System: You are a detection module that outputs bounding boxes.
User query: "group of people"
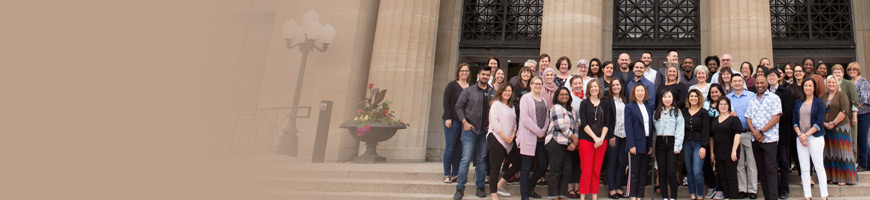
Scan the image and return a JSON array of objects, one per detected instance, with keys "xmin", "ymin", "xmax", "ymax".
[{"xmin": 442, "ymin": 50, "xmax": 870, "ymax": 200}]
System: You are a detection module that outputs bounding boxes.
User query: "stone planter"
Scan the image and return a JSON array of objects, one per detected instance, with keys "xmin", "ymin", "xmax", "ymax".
[{"xmin": 340, "ymin": 122, "xmax": 406, "ymax": 163}]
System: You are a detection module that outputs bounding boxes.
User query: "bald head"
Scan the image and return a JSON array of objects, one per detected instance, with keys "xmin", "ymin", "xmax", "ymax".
[{"xmin": 618, "ymin": 53, "xmax": 631, "ymax": 71}]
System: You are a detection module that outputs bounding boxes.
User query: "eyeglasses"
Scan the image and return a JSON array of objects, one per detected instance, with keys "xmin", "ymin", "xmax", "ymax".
[
  {"xmin": 848, "ymin": 69, "xmax": 858, "ymax": 71},
  {"xmin": 532, "ymin": 83, "xmax": 543, "ymax": 86}
]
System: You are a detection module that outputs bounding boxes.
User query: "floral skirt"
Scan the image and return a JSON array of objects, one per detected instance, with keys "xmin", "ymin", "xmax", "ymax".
[{"xmin": 825, "ymin": 124, "xmax": 858, "ymax": 184}]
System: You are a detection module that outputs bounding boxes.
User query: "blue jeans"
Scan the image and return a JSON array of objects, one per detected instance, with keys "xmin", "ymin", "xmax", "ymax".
[
  {"xmin": 457, "ymin": 130, "xmax": 487, "ymax": 190},
  {"xmin": 858, "ymin": 114, "xmax": 870, "ymax": 168},
  {"xmin": 442, "ymin": 120, "xmax": 462, "ymax": 177},
  {"xmin": 683, "ymin": 140, "xmax": 705, "ymax": 197}
]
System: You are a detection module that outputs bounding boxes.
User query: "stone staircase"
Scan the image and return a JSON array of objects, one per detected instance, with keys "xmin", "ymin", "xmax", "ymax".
[{"xmin": 230, "ymin": 154, "xmax": 870, "ymax": 199}]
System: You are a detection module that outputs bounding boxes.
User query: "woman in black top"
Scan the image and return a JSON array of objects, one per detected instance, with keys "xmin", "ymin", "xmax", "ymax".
[
  {"xmin": 442, "ymin": 63, "xmax": 471, "ymax": 183},
  {"xmin": 576, "ymin": 79, "xmax": 615, "ymax": 199},
  {"xmin": 512, "ymin": 67, "xmax": 535, "ymax": 122},
  {"xmin": 658, "ymin": 61, "xmax": 689, "ymax": 108},
  {"xmin": 709, "ymin": 98, "xmax": 743, "ymax": 200},
  {"xmin": 681, "ymin": 89, "xmax": 710, "ymax": 200}
]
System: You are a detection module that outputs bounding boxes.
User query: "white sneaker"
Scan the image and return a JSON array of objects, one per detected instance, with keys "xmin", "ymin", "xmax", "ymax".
[
  {"xmin": 496, "ymin": 188, "xmax": 511, "ymax": 196},
  {"xmin": 712, "ymin": 191, "xmax": 724, "ymax": 199},
  {"xmin": 704, "ymin": 188, "xmax": 716, "ymax": 199}
]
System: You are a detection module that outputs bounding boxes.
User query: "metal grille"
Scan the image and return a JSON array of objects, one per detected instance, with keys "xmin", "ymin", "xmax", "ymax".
[
  {"xmin": 770, "ymin": 0, "xmax": 853, "ymax": 42},
  {"xmin": 462, "ymin": 0, "xmax": 543, "ymax": 42},
  {"xmin": 614, "ymin": 0, "xmax": 699, "ymax": 44}
]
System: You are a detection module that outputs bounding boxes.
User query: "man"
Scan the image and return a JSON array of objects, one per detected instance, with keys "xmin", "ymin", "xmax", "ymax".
[
  {"xmin": 758, "ymin": 58, "xmax": 771, "ymax": 69},
  {"xmin": 454, "ymin": 67, "xmax": 494, "ymax": 199},
  {"xmin": 711, "ymin": 53, "xmax": 741, "ymax": 84},
  {"xmin": 681, "ymin": 57, "xmax": 698, "ymax": 85},
  {"xmin": 768, "ymin": 69, "xmax": 795, "ymax": 199},
  {"xmin": 641, "ymin": 51, "xmax": 665, "ymax": 88},
  {"xmin": 537, "ymin": 54, "xmax": 551, "ymax": 77},
  {"xmin": 617, "ymin": 53, "xmax": 634, "ymax": 83},
  {"xmin": 727, "ymin": 74, "xmax": 758, "ymax": 199},
  {"xmin": 745, "ymin": 74, "xmax": 782, "ymax": 200},
  {"xmin": 626, "ymin": 60, "xmax": 656, "ymax": 106}
]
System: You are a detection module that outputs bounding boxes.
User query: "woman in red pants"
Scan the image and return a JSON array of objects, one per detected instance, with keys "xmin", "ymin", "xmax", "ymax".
[{"xmin": 576, "ymin": 79, "xmax": 615, "ymax": 200}]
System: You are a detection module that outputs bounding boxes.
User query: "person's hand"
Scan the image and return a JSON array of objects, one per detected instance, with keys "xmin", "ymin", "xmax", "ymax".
[
  {"xmin": 445, "ymin": 119, "xmax": 452, "ymax": 128},
  {"xmin": 730, "ymin": 111, "xmax": 737, "ymax": 116},
  {"xmin": 699, "ymin": 148, "xmax": 706, "ymax": 159},
  {"xmin": 630, "ymin": 147, "xmax": 637, "ymax": 155},
  {"xmin": 674, "ymin": 151, "xmax": 680, "ymax": 155},
  {"xmin": 502, "ymin": 135, "xmax": 513, "ymax": 143},
  {"xmin": 799, "ymin": 135, "xmax": 809, "ymax": 147},
  {"xmin": 567, "ymin": 143, "xmax": 576, "ymax": 151},
  {"xmin": 731, "ymin": 152, "xmax": 738, "ymax": 162},
  {"xmin": 853, "ymin": 118, "xmax": 858, "ymax": 126},
  {"xmin": 463, "ymin": 123, "xmax": 474, "ymax": 131},
  {"xmin": 609, "ymin": 138, "xmax": 616, "ymax": 147},
  {"xmin": 648, "ymin": 147, "xmax": 653, "ymax": 155},
  {"xmin": 711, "ymin": 154, "xmax": 716, "ymax": 164}
]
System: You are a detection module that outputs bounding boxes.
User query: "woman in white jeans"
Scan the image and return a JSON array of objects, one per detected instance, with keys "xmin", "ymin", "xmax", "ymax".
[{"xmin": 792, "ymin": 78, "xmax": 828, "ymax": 200}]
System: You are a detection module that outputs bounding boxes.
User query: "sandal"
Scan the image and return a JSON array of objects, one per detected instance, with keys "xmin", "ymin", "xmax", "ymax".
[
  {"xmin": 443, "ymin": 176, "xmax": 451, "ymax": 184},
  {"xmin": 568, "ymin": 190, "xmax": 580, "ymax": 198},
  {"xmin": 451, "ymin": 176, "xmax": 458, "ymax": 183}
]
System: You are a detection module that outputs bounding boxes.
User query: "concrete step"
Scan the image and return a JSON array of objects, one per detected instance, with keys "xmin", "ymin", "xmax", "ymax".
[
  {"xmin": 260, "ymin": 165, "xmax": 870, "ymax": 184},
  {"xmin": 234, "ymin": 190, "xmax": 870, "ymax": 200},
  {"xmin": 240, "ymin": 176, "xmax": 870, "ymax": 198}
]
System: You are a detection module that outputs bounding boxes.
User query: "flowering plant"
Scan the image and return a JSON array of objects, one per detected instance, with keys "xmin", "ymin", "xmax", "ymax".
[{"xmin": 349, "ymin": 83, "xmax": 409, "ymax": 136}]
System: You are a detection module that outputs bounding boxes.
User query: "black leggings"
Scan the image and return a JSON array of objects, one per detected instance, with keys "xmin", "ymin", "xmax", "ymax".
[
  {"xmin": 487, "ymin": 134, "xmax": 521, "ymax": 193},
  {"xmin": 655, "ymin": 136, "xmax": 678, "ymax": 199},
  {"xmin": 716, "ymin": 158, "xmax": 739, "ymax": 199}
]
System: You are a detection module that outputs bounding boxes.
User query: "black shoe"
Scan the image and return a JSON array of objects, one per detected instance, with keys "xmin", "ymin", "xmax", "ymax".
[
  {"xmin": 476, "ymin": 187, "xmax": 486, "ymax": 198},
  {"xmin": 530, "ymin": 191, "xmax": 542, "ymax": 198},
  {"xmin": 748, "ymin": 193, "xmax": 757, "ymax": 199},
  {"xmin": 778, "ymin": 193, "xmax": 788, "ymax": 199},
  {"xmin": 736, "ymin": 192, "xmax": 746, "ymax": 199},
  {"xmin": 453, "ymin": 189, "xmax": 464, "ymax": 200}
]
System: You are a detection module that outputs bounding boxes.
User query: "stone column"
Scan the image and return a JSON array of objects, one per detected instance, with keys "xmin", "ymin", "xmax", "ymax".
[
  {"xmin": 709, "ymin": 0, "xmax": 774, "ymax": 69},
  {"xmin": 426, "ymin": 0, "xmax": 462, "ymax": 161},
  {"xmin": 853, "ymin": 0, "xmax": 870, "ymax": 78},
  {"xmin": 540, "ymin": 0, "xmax": 605, "ymax": 72},
  {"xmin": 366, "ymin": 0, "xmax": 440, "ymax": 161}
]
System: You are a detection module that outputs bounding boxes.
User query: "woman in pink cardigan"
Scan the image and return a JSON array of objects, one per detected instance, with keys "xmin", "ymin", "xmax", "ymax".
[{"xmin": 518, "ymin": 76, "xmax": 551, "ymax": 200}]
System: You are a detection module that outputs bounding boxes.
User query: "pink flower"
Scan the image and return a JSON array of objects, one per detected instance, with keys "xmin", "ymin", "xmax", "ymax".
[{"xmin": 368, "ymin": 83, "xmax": 374, "ymax": 89}]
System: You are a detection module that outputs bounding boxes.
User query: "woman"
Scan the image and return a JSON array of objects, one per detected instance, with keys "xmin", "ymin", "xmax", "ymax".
[
  {"xmin": 821, "ymin": 75, "xmax": 858, "ymax": 185},
  {"xmin": 441, "ymin": 63, "xmax": 470, "ymax": 183},
  {"xmin": 793, "ymin": 78, "xmax": 828, "ymax": 200},
  {"xmin": 518, "ymin": 77, "xmax": 550, "ymax": 199},
  {"xmin": 493, "ymin": 68, "xmax": 507, "ymax": 92},
  {"xmin": 488, "ymin": 84, "xmax": 521, "ymax": 199},
  {"xmin": 848, "ymin": 62, "xmax": 870, "ymax": 170},
  {"xmin": 784, "ymin": 63, "xmax": 796, "ymax": 85},
  {"xmin": 511, "ymin": 67, "xmax": 535, "ymax": 121},
  {"xmin": 567, "ymin": 76, "xmax": 585, "ymax": 198},
  {"xmin": 577, "ymin": 79, "xmax": 615, "ymax": 200},
  {"xmin": 832, "ymin": 64, "xmax": 860, "ymax": 164},
  {"xmin": 625, "ymin": 84, "xmax": 654, "ymax": 200},
  {"xmin": 701, "ymin": 83, "xmax": 727, "ymax": 199},
  {"xmin": 601, "ymin": 61, "xmax": 616, "ymax": 94},
  {"xmin": 740, "ymin": 62, "xmax": 755, "ymax": 91},
  {"xmin": 555, "ymin": 57, "xmax": 575, "ymax": 87},
  {"xmin": 718, "ymin": 68, "xmax": 734, "ymax": 93},
  {"xmin": 545, "ymin": 87, "xmax": 577, "ymax": 200},
  {"xmin": 689, "ymin": 65, "xmax": 711, "ymax": 98},
  {"xmin": 543, "ymin": 68, "xmax": 559, "ymax": 110},
  {"xmin": 682, "ymin": 89, "xmax": 709, "ymax": 200},
  {"xmin": 590, "ymin": 58, "xmax": 602, "ymax": 79},
  {"xmin": 709, "ymin": 98, "xmax": 743, "ymax": 200},
  {"xmin": 818, "ymin": 63, "xmax": 829, "ymax": 77},
  {"xmin": 538, "ymin": 54, "xmax": 551, "ymax": 77},
  {"xmin": 659, "ymin": 62, "xmax": 689, "ymax": 108},
  {"xmin": 653, "ymin": 89, "xmax": 685, "ymax": 200},
  {"xmin": 605, "ymin": 78, "xmax": 629, "ymax": 199},
  {"xmin": 487, "ymin": 57, "xmax": 500, "ymax": 85},
  {"xmin": 705, "ymin": 56, "xmax": 721, "ymax": 83}
]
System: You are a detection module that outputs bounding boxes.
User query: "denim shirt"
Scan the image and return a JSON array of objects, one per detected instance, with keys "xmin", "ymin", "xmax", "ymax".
[{"xmin": 654, "ymin": 108, "xmax": 686, "ymax": 153}]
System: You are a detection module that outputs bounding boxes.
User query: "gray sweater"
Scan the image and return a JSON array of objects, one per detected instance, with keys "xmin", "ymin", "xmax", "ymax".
[{"xmin": 455, "ymin": 84, "xmax": 494, "ymax": 134}]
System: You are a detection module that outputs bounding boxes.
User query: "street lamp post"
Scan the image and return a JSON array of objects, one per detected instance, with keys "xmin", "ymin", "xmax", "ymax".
[{"xmin": 277, "ymin": 10, "xmax": 336, "ymax": 156}]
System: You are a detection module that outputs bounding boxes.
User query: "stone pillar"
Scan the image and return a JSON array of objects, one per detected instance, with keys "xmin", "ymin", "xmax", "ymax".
[
  {"xmin": 541, "ymin": 0, "xmax": 605, "ymax": 72},
  {"xmin": 709, "ymin": 0, "xmax": 774, "ymax": 69},
  {"xmin": 853, "ymin": 0, "xmax": 870, "ymax": 78},
  {"xmin": 426, "ymin": 0, "xmax": 462, "ymax": 161},
  {"xmin": 366, "ymin": 0, "xmax": 440, "ymax": 161}
]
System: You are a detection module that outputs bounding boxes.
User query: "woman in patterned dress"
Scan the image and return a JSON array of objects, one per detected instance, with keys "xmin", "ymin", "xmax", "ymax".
[{"xmin": 821, "ymin": 75, "xmax": 858, "ymax": 185}]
